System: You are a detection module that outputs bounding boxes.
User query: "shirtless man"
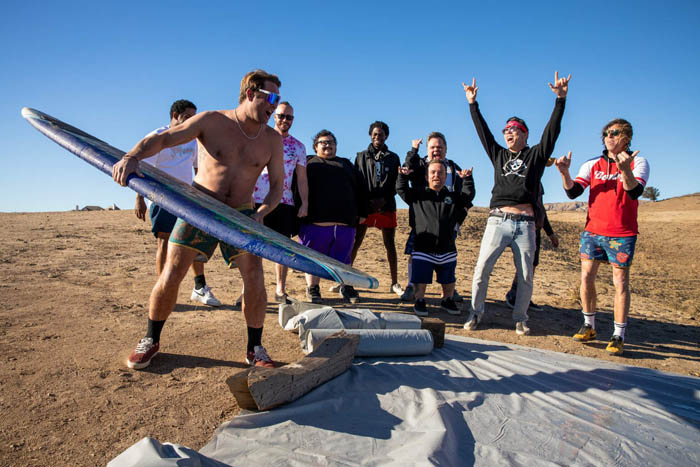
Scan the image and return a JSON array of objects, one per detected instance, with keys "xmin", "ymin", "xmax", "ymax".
[{"xmin": 112, "ymin": 69, "xmax": 284, "ymax": 369}]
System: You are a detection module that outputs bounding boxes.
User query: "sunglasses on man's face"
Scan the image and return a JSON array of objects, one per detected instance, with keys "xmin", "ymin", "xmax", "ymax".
[
  {"xmin": 502, "ymin": 127, "xmax": 522, "ymax": 135},
  {"xmin": 276, "ymin": 113, "xmax": 294, "ymax": 121},
  {"xmin": 603, "ymin": 129, "xmax": 624, "ymax": 138},
  {"xmin": 257, "ymin": 89, "xmax": 281, "ymax": 105}
]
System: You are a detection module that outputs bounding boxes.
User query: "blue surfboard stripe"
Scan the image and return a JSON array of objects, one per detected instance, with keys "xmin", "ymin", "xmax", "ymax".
[{"xmin": 22, "ymin": 108, "xmax": 379, "ymax": 289}]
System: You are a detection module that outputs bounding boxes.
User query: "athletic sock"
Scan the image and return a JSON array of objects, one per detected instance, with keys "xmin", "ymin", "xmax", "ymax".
[
  {"xmin": 194, "ymin": 274, "xmax": 206, "ymax": 290},
  {"xmin": 146, "ymin": 319, "xmax": 166, "ymax": 344},
  {"xmin": 407, "ymin": 262, "xmax": 413, "ymax": 285},
  {"xmin": 613, "ymin": 322, "xmax": 627, "ymax": 340},
  {"xmin": 583, "ymin": 312, "xmax": 595, "ymax": 328},
  {"xmin": 247, "ymin": 326, "xmax": 263, "ymax": 353}
]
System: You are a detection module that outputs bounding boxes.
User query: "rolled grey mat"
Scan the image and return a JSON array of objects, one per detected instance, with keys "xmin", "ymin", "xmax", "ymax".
[
  {"xmin": 305, "ymin": 329, "xmax": 434, "ymax": 356},
  {"xmin": 378, "ymin": 312, "xmax": 422, "ymax": 330}
]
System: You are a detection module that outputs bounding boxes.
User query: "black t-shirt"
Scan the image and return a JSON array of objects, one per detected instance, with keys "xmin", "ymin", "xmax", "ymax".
[{"xmin": 303, "ymin": 155, "xmax": 369, "ymax": 225}]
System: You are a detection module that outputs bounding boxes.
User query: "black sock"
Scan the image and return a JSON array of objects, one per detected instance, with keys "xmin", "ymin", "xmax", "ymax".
[
  {"xmin": 194, "ymin": 274, "xmax": 206, "ymax": 290},
  {"xmin": 247, "ymin": 326, "xmax": 263, "ymax": 352},
  {"xmin": 146, "ymin": 319, "xmax": 166, "ymax": 344}
]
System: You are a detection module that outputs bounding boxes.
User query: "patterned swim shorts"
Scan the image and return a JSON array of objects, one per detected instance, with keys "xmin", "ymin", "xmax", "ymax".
[
  {"xmin": 169, "ymin": 206, "xmax": 254, "ymax": 268},
  {"xmin": 579, "ymin": 231, "xmax": 637, "ymax": 268}
]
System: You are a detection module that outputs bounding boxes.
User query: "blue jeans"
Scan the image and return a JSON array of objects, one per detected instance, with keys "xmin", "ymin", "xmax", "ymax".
[{"xmin": 471, "ymin": 216, "xmax": 536, "ymax": 322}]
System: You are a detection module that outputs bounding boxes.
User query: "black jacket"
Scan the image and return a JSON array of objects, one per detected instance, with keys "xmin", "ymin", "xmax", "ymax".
[
  {"xmin": 396, "ymin": 172, "xmax": 475, "ymax": 254},
  {"xmin": 303, "ymin": 155, "xmax": 369, "ymax": 225},
  {"xmin": 354, "ymin": 144, "xmax": 401, "ymax": 213},
  {"xmin": 402, "ymin": 148, "xmax": 474, "ymax": 226},
  {"xmin": 470, "ymin": 98, "xmax": 566, "ymax": 209}
]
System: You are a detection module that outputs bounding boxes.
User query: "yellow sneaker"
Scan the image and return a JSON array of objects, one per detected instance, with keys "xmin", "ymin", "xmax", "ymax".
[
  {"xmin": 572, "ymin": 324, "xmax": 597, "ymax": 342},
  {"xmin": 606, "ymin": 336, "xmax": 624, "ymax": 356}
]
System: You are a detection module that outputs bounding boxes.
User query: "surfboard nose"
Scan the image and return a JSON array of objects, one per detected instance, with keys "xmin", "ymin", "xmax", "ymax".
[{"xmin": 21, "ymin": 107, "xmax": 38, "ymax": 119}]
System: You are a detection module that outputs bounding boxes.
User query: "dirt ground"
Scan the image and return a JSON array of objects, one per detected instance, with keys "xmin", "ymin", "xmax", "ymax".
[{"xmin": 1, "ymin": 194, "xmax": 698, "ymax": 466}]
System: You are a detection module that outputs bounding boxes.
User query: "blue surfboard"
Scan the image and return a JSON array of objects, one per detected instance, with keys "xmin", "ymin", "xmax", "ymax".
[{"xmin": 22, "ymin": 107, "xmax": 379, "ymax": 289}]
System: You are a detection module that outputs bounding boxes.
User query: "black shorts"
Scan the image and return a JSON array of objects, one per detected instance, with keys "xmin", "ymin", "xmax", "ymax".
[
  {"xmin": 256, "ymin": 202, "xmax": 298, "ymax": 238},
  {"xmin": 149, "ymin": 203, "xmax": 178, "ymax": 237}
]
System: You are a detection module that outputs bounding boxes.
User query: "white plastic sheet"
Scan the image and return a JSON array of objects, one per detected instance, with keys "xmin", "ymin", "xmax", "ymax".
[{"xmin": 111, "ymin": 335, "xmax": 700, "ymax": 466}]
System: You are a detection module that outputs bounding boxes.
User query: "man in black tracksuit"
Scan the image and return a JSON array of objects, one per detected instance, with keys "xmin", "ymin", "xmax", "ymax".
[
  {"xmin": 350, "ymin": 121, "xmax": 403, "ymax": 296},
  {"xmin": 396, "ymin": 158, "xmax": 475, "ymax": 316},
  {"xmin": 401, "ymin": 132, "xmax": 472, "ymax": 303}
]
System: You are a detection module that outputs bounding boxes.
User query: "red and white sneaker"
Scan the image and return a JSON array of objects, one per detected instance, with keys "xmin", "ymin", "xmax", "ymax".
[
  {"xmin": 127, "ymin": 337, "xmax": 159, "ymax": 369},
  {"xmin": 245, "ymin": 345, "xmax": 275, "ymax": 368}
]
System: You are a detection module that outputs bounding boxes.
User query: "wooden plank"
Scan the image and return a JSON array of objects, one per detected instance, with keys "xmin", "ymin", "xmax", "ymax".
[
  {"xmin": 421, "ymin": 318, "xmax": 445, "ymax": 348},
  {"xmin": 225, "ymin": 368, "xmax": 257, "ymax": 411},
  {"xmin": 226, "ymin": 332, "xmax": 360, "ymax": 411}
]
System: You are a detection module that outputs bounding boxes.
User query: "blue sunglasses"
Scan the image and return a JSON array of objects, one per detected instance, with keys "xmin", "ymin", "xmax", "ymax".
[{"xmin": 257, "ymin": 89, "xmax": 280, "ymax": 105}]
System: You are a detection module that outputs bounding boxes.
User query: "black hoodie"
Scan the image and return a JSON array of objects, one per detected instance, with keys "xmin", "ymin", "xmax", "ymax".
[
  {"xmin": 396, "ymin": 171, "xmax": 475, "ymax": 254},
  {"xmin": 354, "ymin": 144, "xmax": 401, "ymax": 213}
]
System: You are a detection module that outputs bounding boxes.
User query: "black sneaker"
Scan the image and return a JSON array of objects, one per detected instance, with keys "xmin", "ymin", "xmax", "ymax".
[
  {"xmin": 306, "ymin": 285, "xmax": 322, "ymax": 304},
  {"xmin": 440, "ymin": 297, "xmax": 461, "ymax": 315},
  {"xmin": 505, "ymin": 293, "xmax": 542, "ymax": 311},
  {"xmin": 413, "ymin": 299, "xmax": 428, "ymax": 316},
  {"xmin": 606, "ymin": 336, "xmax": 624, "ymax": 356},
  {"xmin": 341, "ymin": 285, "xmax": 360, "ymax": 304},
  {"xmin": 452, "ymin": 290, "xmax": 465, "ymax": 303}
]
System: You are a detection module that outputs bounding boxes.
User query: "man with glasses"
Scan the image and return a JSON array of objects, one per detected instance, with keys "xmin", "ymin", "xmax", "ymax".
[
  {"xmin": 300, "ymin": 130, "xmax": 368, "ymax": 304},
  {"xmin": 112, "ymin": 69, "xmax": 285, "ymax": 369},
  {"xmin": 554, "ymin": 119, "xmax": 649, "ymax": 356},
  {"xmin": 463, "ymin": 72, "xmax": 570, "ymax": 336},
  {"xmin": 253, "ymin": 101, "xmax": 308, "ymax": 304},
  {"xmin": 349, "ymin": 121, "xmax": 403, "ymax": 298}
]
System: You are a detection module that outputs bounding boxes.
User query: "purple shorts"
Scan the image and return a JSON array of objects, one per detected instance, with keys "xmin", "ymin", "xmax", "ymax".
[{"xmin": 298, "ymin": 224, "xmax": 355, "ymax": 265}]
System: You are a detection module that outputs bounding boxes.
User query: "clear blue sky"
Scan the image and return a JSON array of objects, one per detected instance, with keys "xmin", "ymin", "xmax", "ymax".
[{"xmin": 2, "ymin": 1, "xmax": 698, "ymax": 212}]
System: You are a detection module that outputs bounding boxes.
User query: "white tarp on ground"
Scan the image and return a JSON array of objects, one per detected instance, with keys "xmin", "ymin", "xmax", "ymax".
[{"xmin": 110, "ymin": 335, "xmax": 700, "ymax": 466}]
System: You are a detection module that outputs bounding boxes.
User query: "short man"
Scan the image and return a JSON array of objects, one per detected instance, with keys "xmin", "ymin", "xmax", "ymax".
[
  {"xmin": 113, "ymin": 69, "xmax": 284, "ymax": 369},
  {"xmin": 300, "ymin": 130, "xmax": 368, "ymax": 304},
  {"xmin": 350, "ymin": 121, "xmax": 402, "ymax": 296},
  {"xmin": 555, "ymin": 119, "xmax": 649, "ymax": 356},
  {"xmin": 397, "ymin": 159, "xmax": 474, "ymax": 316},
  {"xmin": 401, "ymin": 132, "xmax": 471, "ymax": 303},
  {"xmin": 463, "ymin": 72, "xmax": 570, "ymax": 336},
  {"xmin": 252, "ymin": 101, "xmax": 308, "ymax": 304},
  {"xmin": 135, "ymin": 99, "xmax": 221, "ymax": 307},
  {"xmin": 505, "ymin": 182, "xmax": 559, "ymax": 310}
]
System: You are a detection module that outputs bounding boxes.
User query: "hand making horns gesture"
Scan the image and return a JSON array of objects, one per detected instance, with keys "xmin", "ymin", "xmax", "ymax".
[
  {"xmin": 548, "ymin": 71, "xmax": 571, "ymax": 98},
  {"xmin": 462, "ymin": 78, "xmax": 478, "ymax": 104},
  {"xmin": 555, "ymin": 151, "xmax": 572, "ymax": 173},
  {"xmin": 457, "ymin": 167, "xmax": 473, "ymax": 178},
  {"xmin": 611, "ymin": 150, "xmax": 639, "ymax": 172}
]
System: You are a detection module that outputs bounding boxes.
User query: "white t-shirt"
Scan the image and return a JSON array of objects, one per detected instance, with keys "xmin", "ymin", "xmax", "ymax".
[{"xmin": 141, "ymin": 126, "xmax": 198, "ymax": 184}]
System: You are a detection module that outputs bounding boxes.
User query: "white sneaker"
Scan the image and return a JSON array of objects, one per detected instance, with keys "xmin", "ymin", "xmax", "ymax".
[
  {"xmin": 515, "ymin": 321, "xmax": 530, "ymax": 336},
  {"xmin": 191, "ymin": 285, "xmax": 221, "ymax": 307},
  {"xmin": 464, "ymin": 311, "xmax": 482, "ymax": 330},
  {"xmin": 390, "ymin": 283, "xmax": 404, "ymax": 297}
]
